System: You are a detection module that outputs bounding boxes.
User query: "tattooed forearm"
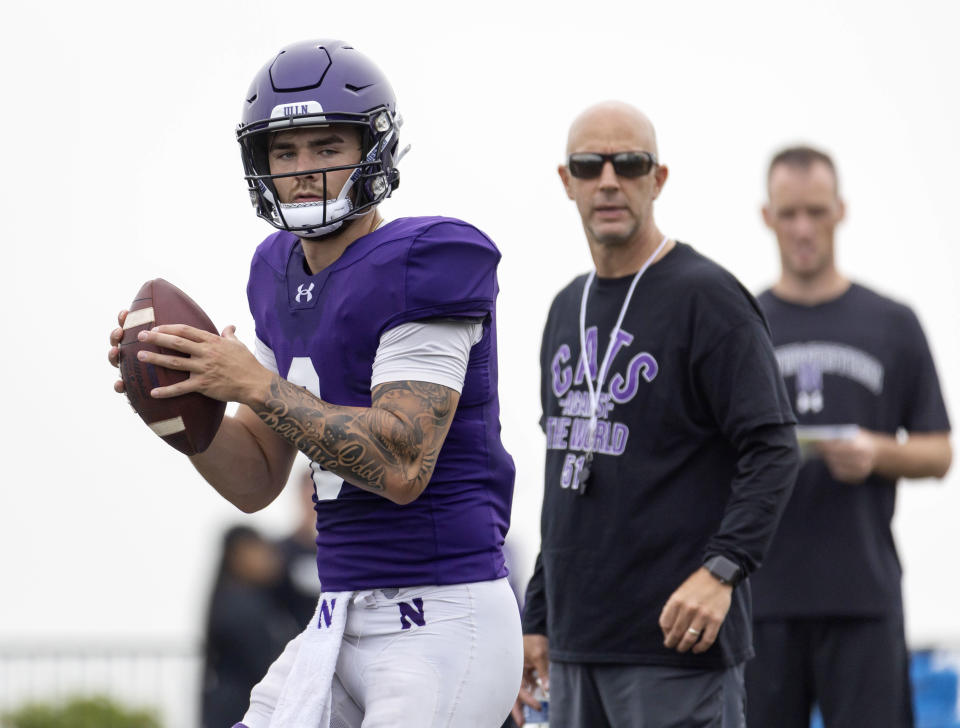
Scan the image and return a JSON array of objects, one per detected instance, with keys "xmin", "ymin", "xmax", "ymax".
[
  {"xmin": 256, "ymin": 378, "xmax": 390, "ymax": 491},
  {"xmin": 254, "ymin": 375, "xmax": 457, "ymax": 503}
]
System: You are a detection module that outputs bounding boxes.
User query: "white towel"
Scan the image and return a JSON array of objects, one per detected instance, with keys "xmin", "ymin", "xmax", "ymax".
[{"xmin": 269, "ymin": 591, "xmax": 353, "ymax": 728}]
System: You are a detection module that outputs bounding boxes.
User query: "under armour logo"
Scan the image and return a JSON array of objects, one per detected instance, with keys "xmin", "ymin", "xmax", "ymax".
[{"xmin": 295, "ymin": 283, "xmax": 315, "ymax": 303}]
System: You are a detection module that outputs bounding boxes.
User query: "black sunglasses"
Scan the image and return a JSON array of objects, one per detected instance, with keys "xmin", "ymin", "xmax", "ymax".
[{"xmin": 567, "ymin": 151, "xmax": 658, "ymax": 179}]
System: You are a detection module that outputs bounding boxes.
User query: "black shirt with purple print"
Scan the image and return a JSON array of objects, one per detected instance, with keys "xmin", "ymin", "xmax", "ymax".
[
  {"xmin": 751, "ymin": 283, "xmax": 950, "ymax": 619},
  {"xmin": 523, "ymin": 243, "xmax": 798, "ymax": 668}
]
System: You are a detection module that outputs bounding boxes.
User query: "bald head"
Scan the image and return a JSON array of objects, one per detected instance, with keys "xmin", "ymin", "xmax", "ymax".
[
  {"xmin": 566, "ymin": 101, "xmax": 659, "ymax": 158},
  {"xmin": 558, "ymin": 101, "xmax": 668, "ymax": 271}
]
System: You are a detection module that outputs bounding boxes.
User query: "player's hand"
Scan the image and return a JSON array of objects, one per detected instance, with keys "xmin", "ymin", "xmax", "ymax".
[
  {"xmin": 659, "ymin": 567, "xmax": 732, "ymax": 654},
  {"xmin": 109, "ymin": 309, "xmax": 129, "ymax": 393},
  {"xmin": 512, "ymin": 633, "xmax": 549, "ymax": 726},
  {"xmin": 134, "ymin": 324, "xmax": 273, "ymax": 404},
  {"xmin": 816, "ymin": 430, "xmax": 877, "ymax": 483}
]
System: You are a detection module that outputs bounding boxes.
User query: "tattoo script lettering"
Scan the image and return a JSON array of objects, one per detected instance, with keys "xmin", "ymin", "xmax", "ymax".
[{"xmin": 255, "ymin": 376, "xmax": 455, "ymax": 499}]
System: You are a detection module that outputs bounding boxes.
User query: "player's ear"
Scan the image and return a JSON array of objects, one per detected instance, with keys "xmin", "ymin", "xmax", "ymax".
[
  {"xmin": 836, "ymin": 197, "xmax": 846, "ymax": 224},
  {"xmin": 558, "ymin": 164, "xmax": 575, "ymax": 200},
  {"xmin": 652, "ymin": 164, "xmax": 668, "ymax": 199}
]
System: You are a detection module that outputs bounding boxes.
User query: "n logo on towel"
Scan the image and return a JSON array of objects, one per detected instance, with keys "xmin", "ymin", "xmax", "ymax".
[
  {"xmin": 317, "ymin": 598, "xmax": 337, "ymax": 629},
  {"xmin": 398, "ymin": 598, "xmax": 426, "ymax": 630}
]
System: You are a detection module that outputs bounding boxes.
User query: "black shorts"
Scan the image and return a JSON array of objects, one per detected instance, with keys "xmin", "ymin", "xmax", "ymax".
[
  {"xmin": 745, "ymin": 616, "xmax": 913, "ymax": 728},
  {"xmin": 550, "ymin": 661, "xmax": 746, "ymax": 728}
]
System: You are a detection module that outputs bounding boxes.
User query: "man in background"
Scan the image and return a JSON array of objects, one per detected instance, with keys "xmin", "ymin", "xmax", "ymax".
[
  {"xmin": 748, "ymin": 146, "xmax": 953, "ymax": 728},
  {"xmin": 273, "ymin": 469, "xmax": 323, "ymax": 631},
  {"xmin": 516, "ymin": 101, "xmax": 799, "ymax": 727},
  {"xmin": 201, "ymin": 526, "xmax": 291, "ymax": 728}
]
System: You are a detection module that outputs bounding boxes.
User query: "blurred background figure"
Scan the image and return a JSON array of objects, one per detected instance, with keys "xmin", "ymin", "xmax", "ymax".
[
  {"xmin": 272, "ymin": 469, "xmax": 323, "ymax": 633},
  {"xmin": 747, "ymin": 146, "xmax": 953, "ymax": 728},
  {"xmin": 200, "ymin": 525, "xmax": 293, "ymax": 728}
]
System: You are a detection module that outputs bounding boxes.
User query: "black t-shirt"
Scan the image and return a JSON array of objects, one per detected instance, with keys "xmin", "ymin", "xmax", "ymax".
[
  {"xmin": 752, "ymin": 283, "xmax": 950, "ymax": 618},
  {"xmin": 523, "ymin": 243, "xmax": 797, "ymax": 668}
]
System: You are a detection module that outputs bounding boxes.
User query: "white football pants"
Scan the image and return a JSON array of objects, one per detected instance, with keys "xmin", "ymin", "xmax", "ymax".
[{"xmin": 242, "ymin": 577, "xmax": 522, "ymax": 728}]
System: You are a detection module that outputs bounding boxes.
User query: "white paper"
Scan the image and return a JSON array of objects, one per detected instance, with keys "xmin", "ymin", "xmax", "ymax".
[
  {"xmin": 795, "ymin": 424, "xmax": 860, "ymax": 459},
  {"xmin": 795, "ymin": 424, "xmax": 860, "ymax": 445}
]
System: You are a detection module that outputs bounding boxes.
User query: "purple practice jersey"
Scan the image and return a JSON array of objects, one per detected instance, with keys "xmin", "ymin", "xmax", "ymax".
[{"xmin": 247, "ymin": 217, "xmax": 516, "ymax": 591}]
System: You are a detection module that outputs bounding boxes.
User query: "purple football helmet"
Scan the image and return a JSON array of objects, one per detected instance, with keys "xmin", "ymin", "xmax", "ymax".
[{"xmin": 237, "ymin": 40, "xmax": 402, "ymax": 238}]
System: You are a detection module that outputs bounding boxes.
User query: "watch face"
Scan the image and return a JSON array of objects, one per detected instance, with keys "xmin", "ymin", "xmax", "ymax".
[{"xmin": 706, "ymin": 556, "xmax": 741, "ymax": 585}]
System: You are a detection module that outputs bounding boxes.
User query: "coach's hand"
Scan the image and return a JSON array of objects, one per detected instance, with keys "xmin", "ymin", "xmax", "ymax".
[
  {"xmin": 512, "ymin": 633, "xmax": 549, "ymax": 726},
  {"xmin": 659, "ymin": 568, "xmax": 732, "ymax": 654}
]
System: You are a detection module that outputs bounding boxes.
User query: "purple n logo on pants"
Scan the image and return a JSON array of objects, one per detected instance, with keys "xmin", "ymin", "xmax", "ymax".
[{"xmin": 398, "ymin": 598, "xmax": 426, "ymax": 630}]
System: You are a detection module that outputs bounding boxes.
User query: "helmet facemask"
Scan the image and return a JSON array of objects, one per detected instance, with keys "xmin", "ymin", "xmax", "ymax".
[{"xmin": 239, "ymin": 108, "xmax": 400, "ymax": 238}]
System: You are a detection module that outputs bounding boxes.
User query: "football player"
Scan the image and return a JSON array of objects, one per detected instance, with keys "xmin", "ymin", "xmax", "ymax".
[{"xmin": 109, "ymin": 39, "xmax": 521, "ymax": 727}]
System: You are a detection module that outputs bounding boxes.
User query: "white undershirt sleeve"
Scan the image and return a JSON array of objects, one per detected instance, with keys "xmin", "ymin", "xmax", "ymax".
[
  {"xmin": 371, "ymin": 319, "xmax": 484, "ymax": 393},
  {"xmin": 254, "ymin": 336, "xmax": 280, "ymax": 374}
]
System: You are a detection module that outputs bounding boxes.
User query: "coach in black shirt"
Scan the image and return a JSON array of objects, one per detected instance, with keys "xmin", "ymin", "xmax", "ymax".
[
  {"xmin": 746, "ymin": 146, "xmax": 952, "ymax": 728},
  {"xmin": 516, "ymin": 101, "xmax": 800, "ymax": 728}
]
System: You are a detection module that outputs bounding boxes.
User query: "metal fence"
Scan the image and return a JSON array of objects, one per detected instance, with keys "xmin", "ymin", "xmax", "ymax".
[
  {"xmin": 0, "ymin": 640, "xmax": 202, "ymax": 728},
  {"xmin": 2, "ymin": 642, "xmax": 958, "ymax": 728}
]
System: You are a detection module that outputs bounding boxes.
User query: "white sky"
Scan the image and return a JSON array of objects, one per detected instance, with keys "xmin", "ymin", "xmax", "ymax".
[{"xmin": 1, "ymin": 0, "xmax": 958, "ymax": 649}]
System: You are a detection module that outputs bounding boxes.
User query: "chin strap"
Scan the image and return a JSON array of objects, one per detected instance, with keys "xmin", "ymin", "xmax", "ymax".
[{"xmin": 277, "ymin": 198, "xmax": 353, "ymax": 238}]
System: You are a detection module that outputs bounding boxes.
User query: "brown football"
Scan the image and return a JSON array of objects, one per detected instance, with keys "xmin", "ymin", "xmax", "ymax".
[{"xmin": 119, "ymin": 278, "xmax": 226, "ymax": 455}]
